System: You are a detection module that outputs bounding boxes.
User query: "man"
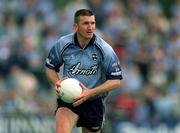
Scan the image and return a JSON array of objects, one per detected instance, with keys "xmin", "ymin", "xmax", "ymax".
[{"xmin": 45, "ymin": 9, "xmax": 123, "ymax": 133}]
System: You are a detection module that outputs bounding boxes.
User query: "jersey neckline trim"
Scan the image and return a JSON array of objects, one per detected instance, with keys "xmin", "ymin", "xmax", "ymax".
[{"xmin": 74, "ymin": 32, "xmax": 95, "ymax": 49}]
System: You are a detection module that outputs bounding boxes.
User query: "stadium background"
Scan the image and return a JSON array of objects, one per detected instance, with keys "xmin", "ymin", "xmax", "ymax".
[{"xmin": 0, "ymin": 0, "xmax": 180, "ymax": 132}]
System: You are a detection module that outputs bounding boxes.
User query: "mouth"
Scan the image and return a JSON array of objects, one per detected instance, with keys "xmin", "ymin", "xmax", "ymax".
[{"xmin": 87, "ymin": 32, "xmax": 93, "ymax": 35}]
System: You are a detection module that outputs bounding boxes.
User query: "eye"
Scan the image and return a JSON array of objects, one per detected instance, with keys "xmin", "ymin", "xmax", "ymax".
[
  {"xmin": 84, "ymin": 22, "xmax": 89, "ymax": 25},
  {"xmin": 91, "ymin": 22, "xmax": 95, "ymax": 25},
  {"xmin": 83, "ymin": 21, "xmax": 95, "ymax": 25}
]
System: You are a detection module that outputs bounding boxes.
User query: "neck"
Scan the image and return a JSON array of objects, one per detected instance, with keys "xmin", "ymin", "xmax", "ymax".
[
  {"xmin": 79, "ymin": 39, "xmax": 90, "ymax": 48},
  {"xmin": 77, "ymin": 33, "xmax": 90, "ymax": 48}
]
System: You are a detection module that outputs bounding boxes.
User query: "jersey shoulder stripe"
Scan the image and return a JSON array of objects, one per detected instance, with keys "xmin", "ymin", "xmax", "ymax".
[
  {"xmin": 94, "ymin": 35, "xmax": 115, "ymax": 59},
  {"xmin": 56, "ymin": 33, "xmax": 74, "ymax": 49},
  {"xmin": 55, "ymin": 33, "xmax": 74, "ymax": 56}
]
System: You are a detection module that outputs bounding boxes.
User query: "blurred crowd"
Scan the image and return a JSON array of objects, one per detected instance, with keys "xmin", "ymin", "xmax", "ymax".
[{"xmin": 0, "ymin": 0, "xmax": 180, "ymax": 130}]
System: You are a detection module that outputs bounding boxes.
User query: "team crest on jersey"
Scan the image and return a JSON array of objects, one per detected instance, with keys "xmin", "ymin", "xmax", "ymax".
[
  {"xmin": 70, "ymin": 54, "xmax": 75, "ymax": 59},
  {"xmin": 92, "ymin": 54, "xmax": 98, "ymax": 61}
]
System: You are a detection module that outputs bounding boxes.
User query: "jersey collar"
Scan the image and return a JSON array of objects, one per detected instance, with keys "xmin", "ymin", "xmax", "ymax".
[{"xmin": 74, "ymin": 32, "xmax": 95, "ymax": 49}]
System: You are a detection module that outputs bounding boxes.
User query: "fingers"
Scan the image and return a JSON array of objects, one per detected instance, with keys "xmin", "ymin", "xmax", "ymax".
[
  {"xmin": 55, "ymin": 80, "xmax": 61, "ymax": 87},
  {"xmin": 55, "ymin": 77, "xmax": 69, "ymax": 96},
  {"xmin": 55, "ymin": 80, "xmax": 62, "ymax": 95},
  {"xmin": 55, "ymin": 86, "xmax": 60, "ymax": 94},
  {"xmin": 73, "ymin": 97, "xmax": 86, "ymax": 107},
  {"xmin": 73, "ymin": 88, "xmax": 91, "ymax": 107},
  {"xmin": 73, "ymin": 88, "xmax": 85, "ymax": 107}
]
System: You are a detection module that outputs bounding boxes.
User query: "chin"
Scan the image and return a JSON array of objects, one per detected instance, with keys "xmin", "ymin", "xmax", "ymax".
[{"xmin": 87, "ymin": 34, "xmax": 93, "ymax": 39}]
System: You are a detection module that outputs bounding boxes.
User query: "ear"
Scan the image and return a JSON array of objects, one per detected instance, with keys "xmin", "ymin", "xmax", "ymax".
[{"xmin": 73, "ymin": 23, "xmax": 78, "ymax": 31}]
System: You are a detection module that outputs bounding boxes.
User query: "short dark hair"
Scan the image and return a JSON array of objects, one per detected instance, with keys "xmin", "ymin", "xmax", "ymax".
[{"xmin": 74, "ymin": 9, "xmax": 94, "ymax": 23}]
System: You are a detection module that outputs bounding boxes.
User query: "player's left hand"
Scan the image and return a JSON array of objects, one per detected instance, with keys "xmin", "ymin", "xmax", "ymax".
[{"xmin": 73, "ymin": 83, "xmax": 91, "ymax": 107}]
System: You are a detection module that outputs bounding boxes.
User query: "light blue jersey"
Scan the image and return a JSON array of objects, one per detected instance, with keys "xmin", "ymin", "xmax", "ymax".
[{"xmin": 46, "ymin": 32, "xmax": 123, "ymax": 99}]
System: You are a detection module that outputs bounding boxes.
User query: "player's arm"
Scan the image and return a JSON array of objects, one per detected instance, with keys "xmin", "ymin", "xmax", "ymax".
[
  {"xmin": 45, "ymin": 44, "xmax": 63, "ymax": 94},
  {"xmin": 46, "ymin": 68, "xmax": 60, "ymax": 85},
  {"xmin": 89, "ymin": 79, "xmax": 121, "ymax": 97},
  {"xmin": 89, "ymin": 45, "xmax": 123, "ymax": 97},
  {"xmin": 46, "ymin": 68, "xmax": 62, "ymax": 94},
  {"xmin": 73, "ymin": 79, "xmax": 121, "ymax": 107}
]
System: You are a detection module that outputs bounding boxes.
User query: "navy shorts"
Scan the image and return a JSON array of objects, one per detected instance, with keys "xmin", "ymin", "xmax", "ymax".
[{"xmin": 56, "ymin": 98, "xmax": 105, "ymax": 132}]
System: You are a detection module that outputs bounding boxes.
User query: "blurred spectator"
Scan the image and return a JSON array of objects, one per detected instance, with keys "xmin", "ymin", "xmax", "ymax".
[
  {"xmin": 0, "ymin": 1, "xmax": 180, "ymax": 133},
  {"xmin": 115, "ymin": 88, "xmax": 137, "ymax": 120}
]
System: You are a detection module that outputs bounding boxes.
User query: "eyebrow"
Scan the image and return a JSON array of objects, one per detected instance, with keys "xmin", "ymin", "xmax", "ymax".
[{"xmin": 83, "ymin": 21, "xmax": 95, "ymax": 24}]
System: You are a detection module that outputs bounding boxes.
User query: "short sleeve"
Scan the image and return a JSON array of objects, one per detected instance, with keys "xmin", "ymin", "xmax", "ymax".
[
  {"xmin": 45, "ymin": 43, "xmax": 62, "ymax": 72},
  {"xmin": 103, "ymin": 48, "xmax": 123, "ymax": 80}
]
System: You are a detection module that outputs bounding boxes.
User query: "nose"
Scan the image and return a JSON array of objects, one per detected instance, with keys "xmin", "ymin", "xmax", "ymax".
[{"xmin": 88, "ymin": 24, "xmax": 95, "ymax": 30}]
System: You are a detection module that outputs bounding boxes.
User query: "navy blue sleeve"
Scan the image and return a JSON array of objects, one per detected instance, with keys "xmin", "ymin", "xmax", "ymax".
[{"xmin": 45, "ymin": 45, "xmax": 62, "ymax": 72}]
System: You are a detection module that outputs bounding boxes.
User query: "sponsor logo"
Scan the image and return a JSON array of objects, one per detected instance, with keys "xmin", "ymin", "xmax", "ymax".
[
  {"xmin": 69, "ymin": 62, "xmax": 98, "ymax": 75},
  {"xmin": 111, "ymin": 71, "xmax": 122, "ymax": 76}
]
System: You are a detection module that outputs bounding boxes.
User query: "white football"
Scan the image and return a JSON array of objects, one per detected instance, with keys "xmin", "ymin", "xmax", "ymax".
[{"xmin": 59, "ymin": 78, "xmax": 82, "ymax": 103}]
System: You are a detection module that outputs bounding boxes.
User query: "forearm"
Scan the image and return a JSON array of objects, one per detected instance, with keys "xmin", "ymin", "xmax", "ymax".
[
  {"xmin": 73, "ymin": 79, "xmax": 121, "ymax": 107},
  {"xmin": 46, "ymin": 68, "xmax": 60, "ymax": 85},
  {"xmin": 90, "ymin": 79, "xmax": 121, "ymax": 97}
]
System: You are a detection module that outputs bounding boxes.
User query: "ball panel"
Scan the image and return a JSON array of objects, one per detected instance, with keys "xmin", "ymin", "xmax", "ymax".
[{"xmin": 59, "ymin": 78, "xmax": 82, "ymax": 103}]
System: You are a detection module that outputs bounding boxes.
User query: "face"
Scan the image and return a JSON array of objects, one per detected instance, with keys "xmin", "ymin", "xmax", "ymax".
[{"xmin": 74, "ymin": 15, "xmax": 96, "ymax": 40}]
